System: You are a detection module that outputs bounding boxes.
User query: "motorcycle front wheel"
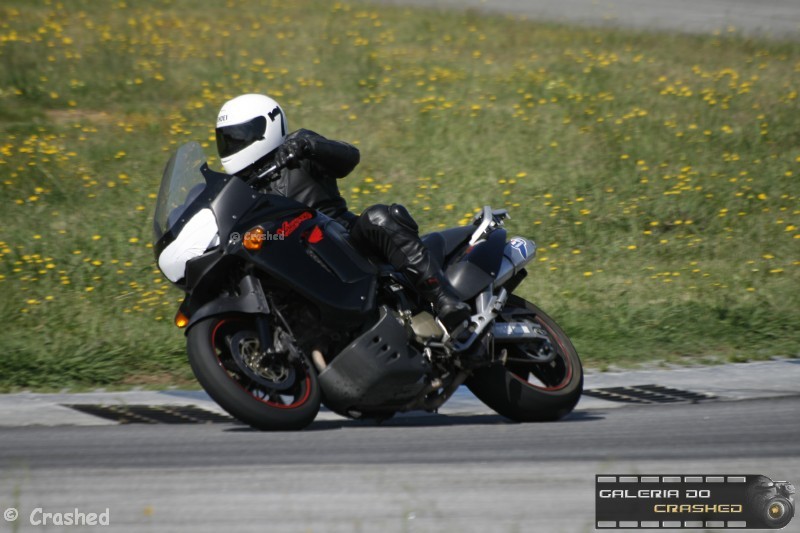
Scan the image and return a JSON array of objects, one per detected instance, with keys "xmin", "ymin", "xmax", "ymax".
[
  {"xmin": 187, "ymin": 315, "xmax": 321, "ymax": 430},
  {"xmin": 466, "ymin": 295, "xmax": 583, "ymax": 422}
]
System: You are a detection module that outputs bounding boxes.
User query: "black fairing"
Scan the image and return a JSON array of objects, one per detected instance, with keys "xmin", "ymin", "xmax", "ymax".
[
  {"xmin": 318, "ymin": 306, "xmax": 429, "ymax": 416},
  {"xmin": 420, "ymin": 225, "xmax": 474, "ymax": 269},
  {"xmin": 209, "ymin": 166, "xmax": 260, "ymax": 238},
  {"xmin": 162, "ymin": 164, "xmax": 377, "ymax": 326},
  {"xmin": 437, "ymin": 225, "xmax": 476, "ymax": 256},
  {"xmin": 445, "ymin": 228, "xmax": 506, "ymax": 299},
  {"xmin": 234, "ymin": 197, "xmax": 377, "ymax": 324},
  {"xmin": 185, "ymin": 274, "xmax": 269, "ymax": 330}
]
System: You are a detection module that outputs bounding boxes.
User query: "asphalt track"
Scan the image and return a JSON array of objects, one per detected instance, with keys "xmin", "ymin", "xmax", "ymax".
[
  {"xmin": 371, "ymin": 0, "xmax": 800, "ymax": 39},
  {"xmin": 1, "ymin": 386, "xmax": 799, "ymax": 532},
  {"xmin": 2, "ymin": 395, "xmax": 800, "ymax": 467}
]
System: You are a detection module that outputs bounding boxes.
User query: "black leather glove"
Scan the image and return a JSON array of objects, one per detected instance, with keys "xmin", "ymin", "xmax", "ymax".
[{"xmin": 275, "ymin": 137, "xmax": 311, "ymax": 169}]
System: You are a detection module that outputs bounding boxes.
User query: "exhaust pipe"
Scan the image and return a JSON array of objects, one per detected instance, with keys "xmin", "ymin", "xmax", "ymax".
[
  {"xmin": 492, "ymin": 322, "xmax": 550, "ymax": 343},
  {"xmin": 495, "ymin": 237, "xmax": 536, "ymax": 286}
]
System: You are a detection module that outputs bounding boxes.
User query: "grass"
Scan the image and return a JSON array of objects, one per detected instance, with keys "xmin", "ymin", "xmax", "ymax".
[{"xmin": 0, "ymin": 0, "xmax": 797, "ymax": 390}]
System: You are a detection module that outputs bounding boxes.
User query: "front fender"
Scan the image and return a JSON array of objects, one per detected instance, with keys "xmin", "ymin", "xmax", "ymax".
[{"xmin": 184, "ymin": 274, "xmax": 269, "ymax": 332}]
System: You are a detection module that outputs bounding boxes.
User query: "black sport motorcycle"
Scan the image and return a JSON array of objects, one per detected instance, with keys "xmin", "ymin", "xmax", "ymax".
[{"xmin": 153, "ymin": 142, "xmax": 583, "ymax": 430}]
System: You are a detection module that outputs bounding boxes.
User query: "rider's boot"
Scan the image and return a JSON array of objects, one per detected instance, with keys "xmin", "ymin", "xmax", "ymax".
[
  {"xmin": 349, "ymin": 203, "xmax": 471, "ymax": 330},
  {"xmin": 413, "ymin": 270, "xmax": 471, "ymax": 332}
]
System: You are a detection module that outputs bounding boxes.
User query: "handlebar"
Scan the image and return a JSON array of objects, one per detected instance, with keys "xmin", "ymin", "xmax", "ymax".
[{"xmin": 248, "ymin": 152, "xmax": 296, "ymax": 188}]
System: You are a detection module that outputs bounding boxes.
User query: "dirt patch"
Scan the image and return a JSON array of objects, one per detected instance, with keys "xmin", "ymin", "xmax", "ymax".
[{"xmin": 45, "ymin": 108, "xmax": 115, "ymax": 125}]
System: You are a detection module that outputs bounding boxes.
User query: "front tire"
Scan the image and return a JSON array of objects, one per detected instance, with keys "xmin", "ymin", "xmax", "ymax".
[
  {"xmin": 466, "ymin": 296, "xmax": 583, "ymax": 422},
  {"xmin": 187, "ymin": 315, "xmax": 321, "ymax": 430}
]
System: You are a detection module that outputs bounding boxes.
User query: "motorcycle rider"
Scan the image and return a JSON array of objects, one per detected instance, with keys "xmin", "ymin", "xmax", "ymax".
[{"xmin": 215, "ymin": 93, "xmax": 471, "ymax": 329}]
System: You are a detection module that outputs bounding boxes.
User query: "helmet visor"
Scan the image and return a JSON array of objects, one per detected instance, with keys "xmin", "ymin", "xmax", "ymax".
[{"xmin": 215, "ymin": 116, "xmax": 267, "ymax": 158}]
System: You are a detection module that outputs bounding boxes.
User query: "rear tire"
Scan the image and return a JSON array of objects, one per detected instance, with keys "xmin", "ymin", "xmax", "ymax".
[
  {"xmin": 466, "ymin": 296, "xmax": 582, "ymax": 422},
  {"xmin": 187, "ymin": 315, "xmax": 321, "ymax": 430}
]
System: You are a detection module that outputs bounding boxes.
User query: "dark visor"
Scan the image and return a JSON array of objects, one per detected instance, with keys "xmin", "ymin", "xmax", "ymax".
[{"xmin": 215, "ymin": 116, "xmax": 267, "ymax": 158}]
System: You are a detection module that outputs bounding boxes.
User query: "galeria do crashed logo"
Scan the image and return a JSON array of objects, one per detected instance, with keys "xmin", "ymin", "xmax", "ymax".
[{"xmin": 596, "ymin": 475, "xmax": 795, "ymax": 529}]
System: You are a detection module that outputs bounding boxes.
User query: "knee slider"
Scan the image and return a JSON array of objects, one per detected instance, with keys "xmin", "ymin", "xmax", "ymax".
[{"xmin": 389, "ymin": 204, "xmax": 419, "ymax": 232}]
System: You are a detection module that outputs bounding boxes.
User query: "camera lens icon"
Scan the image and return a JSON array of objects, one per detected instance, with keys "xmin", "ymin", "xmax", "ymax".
[
  {"xmin": 764, "ymin": 496, "xmax": 793, "ymax": 528},
  {"xmin": 748, "ymin": 477, "xmax": 795, "ymax": 529}
]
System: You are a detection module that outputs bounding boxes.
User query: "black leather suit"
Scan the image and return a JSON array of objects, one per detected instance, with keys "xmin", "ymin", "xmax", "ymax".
[
  {"xmin": 268, "ymin": 129, "xmax": 358, "ymax": 224},
  {"xmin": 268, "ymin": 129, "xmax": 442, "ymax": 287},
  {"xmin": 259, "ymin": 129, "xmax": 469, "ymax": 327}
]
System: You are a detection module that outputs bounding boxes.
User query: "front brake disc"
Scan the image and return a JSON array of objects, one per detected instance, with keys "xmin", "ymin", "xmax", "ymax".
[{"xmin": 228, "ymin": 330, "xmax": 296, "ymax": 391}]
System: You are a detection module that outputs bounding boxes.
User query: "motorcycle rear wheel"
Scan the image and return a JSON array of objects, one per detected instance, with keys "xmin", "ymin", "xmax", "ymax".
[
  {"xmin": 187, "ymin": 315, "xmax": 321, "ymax": 430},
  {"xmin": 466, "ymin": 295, "xmax": 583, "ymax": 422}
]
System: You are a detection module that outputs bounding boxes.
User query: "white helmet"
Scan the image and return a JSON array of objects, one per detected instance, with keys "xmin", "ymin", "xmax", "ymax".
[{"xmin": 215, "ymin": 94, "xmax": 288, "ymax": 175}]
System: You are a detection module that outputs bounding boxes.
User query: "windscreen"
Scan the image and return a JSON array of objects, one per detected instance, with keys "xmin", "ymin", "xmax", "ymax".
[{"xmin": 153, "ymin": 142, "xmax": 208, "ymax": 242}]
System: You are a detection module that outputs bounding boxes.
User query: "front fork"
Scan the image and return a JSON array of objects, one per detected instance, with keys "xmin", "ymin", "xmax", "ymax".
[{"xmin": 255, "ymin": 313, "xmax": 272, "ymax": 355}]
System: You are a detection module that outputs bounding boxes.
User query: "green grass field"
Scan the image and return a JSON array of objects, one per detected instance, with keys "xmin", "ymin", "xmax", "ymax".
[{"xmin": 0, "ymin": 0, "xmax": 798, "ymax": 390}]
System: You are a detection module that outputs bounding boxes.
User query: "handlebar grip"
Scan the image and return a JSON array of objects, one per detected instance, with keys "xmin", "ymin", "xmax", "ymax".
[{"xmin": 251, "ymin": 151, "xmax": 298, "ymax": 187}]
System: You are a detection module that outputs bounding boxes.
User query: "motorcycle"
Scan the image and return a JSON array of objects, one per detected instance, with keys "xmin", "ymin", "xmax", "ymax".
[{"xmin": 153, "ymin": 141, "xmax": 583, "ymax": 430}]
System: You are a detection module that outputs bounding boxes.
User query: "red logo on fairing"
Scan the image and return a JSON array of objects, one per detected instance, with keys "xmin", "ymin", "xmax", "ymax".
[
  {"xmin": 276, "ymin": 212, "xmax": 313, "ymax": 238},
  {"xmin": 307, "ymin": 226, "xmax": 324, "ymax": 244}
]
